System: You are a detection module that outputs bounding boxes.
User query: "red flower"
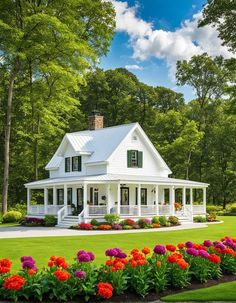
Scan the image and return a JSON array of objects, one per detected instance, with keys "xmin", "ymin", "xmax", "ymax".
[
  {"xmin": 142, "ymin": 247, "xmax": 151, "ymax": 255},
  {"xmin": 130, "ymin": 248, "xmax": 139, "ymax": 255},
  {"xmin": 48, "ymin": 256, "xmax": 68, "ymax": 269},
  {"xmin": 54, "ymin": 269, "xmax": 70, "ymax": 282},
  {"xmin": 3, "ymin": 275, "xmax": 25, "ymax": 291},
  {"xmin": 0, "ymin": 258, "xmax": 11, "ymax": 275},
  {"xmin": 177, "ymin": 243, "xmax": 185, "ymax": 250},
  {"xmin": 166, "ymin": 244, "xmax": 176, "ymax": 252},
  {"xmin": 97, "ymin": 282, "xmax": 113, "ymax": 299},
  {"xmin": 106, "ymin": 259, "xmax": 114, "ymax": 266},
  {"xmin": 208, "ymin": 254, "xmax": 221, "ymax": 264},
  {"xmin": 167, "ymin": 253, "xmax": 182, "ymax": 263}
]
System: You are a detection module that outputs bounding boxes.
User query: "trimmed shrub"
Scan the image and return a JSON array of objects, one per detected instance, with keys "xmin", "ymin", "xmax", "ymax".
[
  {"xmin": 206, "ymin": 205, "xmax": 219, "ymax": 214},
  {"xmin": 2, "ymin": 211, "xmax": 22, "ymax": 223},
  {"xmin": 124, "ymin": 218, "xmax": 136, "ymax": 226},
  {"xmin": 123, "ymin": 225, "xmax": 133, "ymax": 230},
  {"xmin": 193, "ymin": 215, "xmax": 207, "ymax": 223},
  {"xmin": 44, "ymin": 215, "xmax": 57, "ymax": 227},
  {"xmin": 207, "ymin": 213, "xmax": 217, "ymax": 222},
  {"xmin": 168, "ymin": 216, "xmax": 179, "ymax": 226},
  {"xmin": 158, "ymin": 216, "xmax": 168, "ymax": 226},
  {"xmin": 104, "ymin": 214, "xmax": 120, "ymax": 225},
  {"xmin": 21, "ymin": 217, "xmax": 45, "ymax": 226},
  {"xmin": 90, "ymin": 219, "xmax": 99, "ymax": 226},
  {"xmin": 137, "ymin": 218, "xmax": 148, "ymax": 228},
  {"xmin": 9, "ymin": 203, "xmax": 27, "ymax": 216},
  {"xmin": 152, "ymin": 216, "xmax": 160, "ymax": 224}
]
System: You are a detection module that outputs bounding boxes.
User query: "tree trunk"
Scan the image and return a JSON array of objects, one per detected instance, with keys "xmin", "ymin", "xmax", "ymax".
[{"xmin": 2, "ymin": 67, "xmax": 18, "ymax": 213}]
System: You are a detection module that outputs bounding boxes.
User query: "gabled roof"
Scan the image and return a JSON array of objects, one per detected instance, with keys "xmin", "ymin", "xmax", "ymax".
[{"xmin": 45, "ymin": 122, "xmax": 171, "ymax": 173}]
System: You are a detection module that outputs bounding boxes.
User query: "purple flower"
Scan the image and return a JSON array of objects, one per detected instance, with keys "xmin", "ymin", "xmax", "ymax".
[
  {"xmin": 113, "ymin": 224, "xmax": 122, "ymax": 230},
  {"xmin": 215, "ymin": 242, "xmax": 225, "ymax": 250},
  {"xmin": 105, "ymin": 248, "xmax": 119, "ymax": 257},
  {"xmin": 186, "ymin": 248, "xmax": 199, "ymax": 256},
  {"xmin": 117, "ymin": 252, "xmax": 127, "ymax": 259},
  {"xmin": 21, "ymin": 256, "xmax": 34, "ymax": 263},
  {"xmin": 145, "ymin": 218, "xmax": 151, "ymax": 225},
  {"xmin": 203, "ymin": 240, "xmax": 212, "ymax": 247},
  {"xmin": 74, "ymin": 270, "xmax": 86, "ymax": 279},
  {"xmin": 154, "ymin": 245, "xmax": 166, "ymax": 255},
  {"xmin": 198, "ymin": 250, "xmax": 210, "ymax": 258},
  {"xmin": 185, "ymin": 241, "xmax": 194, "ymax": 248},
  {"xmin": 223, "ymin": 239, "xmax": 235, "ymax": 249},
  {"xmin": 77, "ymin": 250, "xmax": 95, "ymax": 262}
]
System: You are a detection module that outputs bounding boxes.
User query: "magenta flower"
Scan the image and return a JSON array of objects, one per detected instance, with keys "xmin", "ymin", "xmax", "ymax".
[
  {"xmin": 186, "ymin": 248, "xmax": 199, "ymax": 256},
  {"xmin": 21, "ymin": 256, "xmax": 37, "ymax": 271},
  {"xmin": 154, "ymin": 245, "xmax": 166, "ymax": 255},
  {"xmin": 203, "ymin": 240, "xmax": 212, "ymax": 247},
  {"xmin": 198, "ymin": 250, "xmax": 210, "ymax": 258},
  {"xmin": 185, "ymin": 241, "xmax": 194, "ymax": 248},
  {"xmin": 74, "ymin": 270, "xmax": 86, "ymax": 279},
  {"xmin": 77, "ymin": 250, "xmax": 95, "ymax": 262},
  {"xmin": 215, "ymin": 242, "xmax": 225, "ymax": 250}
]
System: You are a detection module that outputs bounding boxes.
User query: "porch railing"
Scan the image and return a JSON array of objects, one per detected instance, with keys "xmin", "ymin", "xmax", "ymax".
[
  {"xmin": 159, "ymin": 205, "xmax": 171, "ymax": 215},
  {"xmin": 141, "ymin": 205, "xmax": 156, "ymax": 215},
  {"xmin": 28, "ymin": 205, "xmax": 70, "ymax": 216},
  {"xmin": 28, "ymin": 205, "xmax": 45, "ymax": 215},
  {"xmin": 88, "ymin": 206, "xmax": 107, "ymax": 216}
]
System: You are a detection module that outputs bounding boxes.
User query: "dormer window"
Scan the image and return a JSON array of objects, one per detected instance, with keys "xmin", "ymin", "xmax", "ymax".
[
  {"xmin": 65, "ymin": 157, "xmax": 70, "ymax": 172},
  {"xmin": 127, "ymin": 150, "xmax": 143, "ymax": 168},
  {"xmin": 72, "ymin": 156, "xmax": 82, "ymax": 171}
]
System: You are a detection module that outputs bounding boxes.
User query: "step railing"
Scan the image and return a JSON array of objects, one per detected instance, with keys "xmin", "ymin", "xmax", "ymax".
[
  {"xmin": 57, "ymin": 205, "xmax": 68, "ymax": 225},
  {"xmin": 78, "ymin": 209, "xmax": 85, "ymax": 224}
]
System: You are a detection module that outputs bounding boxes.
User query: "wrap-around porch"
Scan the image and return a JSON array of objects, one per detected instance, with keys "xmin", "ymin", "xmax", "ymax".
[{"xmin": 26, "ymin": 176, "xmax": 207, "ymax": 225}]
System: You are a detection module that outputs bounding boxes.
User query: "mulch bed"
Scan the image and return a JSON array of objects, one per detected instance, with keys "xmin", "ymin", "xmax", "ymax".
[{"xmin": 3, "ymin": 275, "xmax": 236, "ymax": 303}]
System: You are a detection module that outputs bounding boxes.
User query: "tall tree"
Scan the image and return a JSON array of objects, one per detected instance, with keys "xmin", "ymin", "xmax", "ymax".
[
  {"xmin": 199, "ymin": 0, "xmax": 236, "ymax": 52},
  {"xmin": 0, "ymin": 0, "xmax": 115, "ymax": 213}
]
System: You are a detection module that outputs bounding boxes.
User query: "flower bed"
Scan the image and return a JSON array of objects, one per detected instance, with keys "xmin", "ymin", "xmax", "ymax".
[
  {"xmin": 0, "ymin": 236, "xmax": 235, "ymax": 302},
  {"xmin": 72, "ymin": 215, "xmax": 180, "ymax": 231}
]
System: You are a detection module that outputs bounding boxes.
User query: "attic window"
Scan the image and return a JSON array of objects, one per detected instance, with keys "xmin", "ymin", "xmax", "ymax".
[{"xmin": 132, "ymin": 135, "xmax": 137, "ymax": 141}]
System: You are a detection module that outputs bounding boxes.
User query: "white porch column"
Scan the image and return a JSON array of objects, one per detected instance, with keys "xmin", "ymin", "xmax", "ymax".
[
  {"xmin": 203, "ymin": 187, "xmax": 206, "ymax": 213},
  {"xmin": 64, "ymin": 184, "xmax": 67, "ymax": 215},
  {"xmin": 106, "ymin": 184, "xmax": 111, "ymax": 214},
  {"xmin": 161, "ymin": 188, "xmax": 165, "ymax": 205},
  {"xmin": 117, "ymin": 183, "xmax": 120, "ymax": 215},
  {"xmin": 53, "ymin": 186, "xmax": 57, "ymax": 206},
  {"xmin": 190, "ymin": 187, "xmax": 193, "ymax": 220},
  {"xmin": 170, "ymin": 186, "xmax": 175, "ymax": 215},
  {"xmin": 182, "ymin": 187, "xmax": 186, "ymax": 213},
  {"xmin": 27, "ymin": 188, "xmax": 31, "ymax": 214},
  {"xmin": 44, "ymin": 187, "xmax": 48, "ymax": 214},
  {"xmin": 137, "ymin": 183, "xmax": 141, "ymax": 216},
  {"xmin": 155, "ymin": 185, "xmax": 159, "ymax": 215},
  {"xmin": 83, "ymin": 183, "xmax": 88, "ymax": 217}
]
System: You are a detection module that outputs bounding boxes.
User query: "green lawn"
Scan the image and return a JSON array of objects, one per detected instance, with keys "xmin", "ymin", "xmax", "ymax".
[
  {"xmin": 161, "ymin": 281, "xmax": 236, "ymax": 301},
  {"xmin": 0, "ymin": 216, "xmax": 235, "ymax": 271},
  {"xmin": 0, "ymin": 222, "xmax": 20, "ymax": 228}
]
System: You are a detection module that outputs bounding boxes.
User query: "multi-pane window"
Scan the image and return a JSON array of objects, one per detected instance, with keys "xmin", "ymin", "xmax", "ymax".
[
  {"xmin": 72, "ymin": 156, "xmax": 81, "ymax": 171},
  {"xmin": 127, "ymin": 150, "xmax": 143, "ymax": 168}
]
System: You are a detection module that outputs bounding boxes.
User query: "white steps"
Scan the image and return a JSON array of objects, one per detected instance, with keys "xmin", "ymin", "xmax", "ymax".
[{"xmin": 57, "ymin": 216, "xmax": 79, "ymax": 228}]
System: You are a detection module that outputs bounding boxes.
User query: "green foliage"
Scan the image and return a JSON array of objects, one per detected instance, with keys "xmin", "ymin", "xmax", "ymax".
[
  {"xmin": 44, "ymin": 215, "xmax": 57, "ymax": 227},
  {"xmin": 158, "ymin": 216, "xmax": 168, "ymax": 226},
  {"xmin": 90, "ymin": 219, "xmax": 99, "ymax": 226},
  {"xmin": 152, "ymin": 216, "xmax": 160, "ymax": 224},
  {"xmin": 9, "ymin": 203, "xmax": 27, "ymax": 216},
  {"xmin": 168, "ymin": 216, "xmax": 179, "ymax": 226},
  {"xmin": 193, "ymin": 216, "xmax": 207, "ymax": 223},
  {"xmin": 104, "ymin": 214, "xmax": 120, "ymax": 225},
  {"xmin": 2, "ymin": 210, "xmax": 22, "ymax": 223}
]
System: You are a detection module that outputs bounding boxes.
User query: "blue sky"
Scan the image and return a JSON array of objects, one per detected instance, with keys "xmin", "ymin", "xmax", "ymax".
[{"xmin": 100, "ymin": 0, "xmax": 231, "ymax": 101}]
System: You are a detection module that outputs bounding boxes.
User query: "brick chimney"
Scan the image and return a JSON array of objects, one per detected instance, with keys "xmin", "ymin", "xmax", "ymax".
[{"xmin": 88, "ymin": 110, "xmax": 104, "ymax": 130}]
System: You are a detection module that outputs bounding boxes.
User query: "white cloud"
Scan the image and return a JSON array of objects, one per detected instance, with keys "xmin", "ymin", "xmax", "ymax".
[
  {"xmin": 109, "ymin": 1, "xmax": 234, "ymax": 79},
  {"xmin": 125, "ymin": 64, "xmax": 143, "ymax": 70}
]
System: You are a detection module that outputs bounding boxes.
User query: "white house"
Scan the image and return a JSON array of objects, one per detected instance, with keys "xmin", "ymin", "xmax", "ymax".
[{"xmin": 25, "ymin": 112, "xmax": 208, "ymax": 227}]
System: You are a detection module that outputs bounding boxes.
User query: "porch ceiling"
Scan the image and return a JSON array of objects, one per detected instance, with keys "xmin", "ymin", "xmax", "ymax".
[{"xmin": 24, "ymin": 173, "xmax": 209, "ymax": 189}]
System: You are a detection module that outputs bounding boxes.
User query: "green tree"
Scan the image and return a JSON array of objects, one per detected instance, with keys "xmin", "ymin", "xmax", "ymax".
[
  {"xmin": 154, "ymin": 86, "xmax": 185, "ymax": 113},
  {"xmin": 0, "ymin": 0, "xmax": 115, "ymax": 213},
  {"xmin": 199, "ymin": 0, "xmax": 236, "ymax": 52}
]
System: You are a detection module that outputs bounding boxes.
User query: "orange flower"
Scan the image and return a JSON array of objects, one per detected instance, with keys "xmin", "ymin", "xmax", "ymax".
[
  {"xmin": 142, "ymin": 247, "xmax": 151, "ymax": 255},
  {"xmin": 114, "ymin": 261, "xmax": 125, "ymax": 270},
  {"xmin": 48, "ymin": 261, "xmax": 54, "ymax": 267},
  {"xmin": 28, "ymin": 269, "xmax": 36, "ymax": 275},
  {"xmin": 156, "ymin": 261, "xmax": 161, "ymax": 268},
  {"xmin": 97, "ymin": 282, "xmax": 113, "ymax": 299},
  {"xmin": 130, "ymin": 248, "xmax": 139, "ymax": 255},
  {"xmin": 176, "ymin": 258, "xmax": 189, "ymax": 269},
  {"xmin": 54, "ymin": 269, "xmax": 70, "ymax": 282},
  {"xmin": 168, "ymin": 253, "xmax": 182, "ymax": 263},
  {"xmin": 0, "ymin": 258, "xmax": 11, "ymax": 275},
  {"xmin": 137, "ymin": 259, "xmax": 147, "ymax": 266},
  {"xmin": 130, "ymin": 260, "xmax": 137, "ymax": 267}
]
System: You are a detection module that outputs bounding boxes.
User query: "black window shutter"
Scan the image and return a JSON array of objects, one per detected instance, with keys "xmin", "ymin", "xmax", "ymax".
[
  {"xmin": 127, "ymin": 150, "xmax": 132, "ymax": 167},
  {"xmin": 138, "ymin": 151, "xmax": 143, "ymax": 168},
  {"xmin": 78, "ymin": 156, "xmax": 82, "ymax": 171},
  {"xmin": 65, "ymin": 157, "xmax": 70, "ymax": 172}
]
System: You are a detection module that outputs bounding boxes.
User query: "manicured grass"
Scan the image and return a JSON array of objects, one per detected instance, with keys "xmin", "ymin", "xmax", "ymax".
[
  {"xmin": 161, "ymin": 281, "xmax": 236, "ymax": 301},
  {"xmin": 0, "ymin": 222, "xmax": 20, "ymax": 228},
  {"xmin": 0, "ymin": 216, "xmax": 235, "ymax": 271}
]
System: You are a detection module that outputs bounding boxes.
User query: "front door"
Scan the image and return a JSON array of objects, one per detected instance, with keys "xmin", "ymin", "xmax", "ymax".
[
  {"xmin": 121, "ymin": 187, "xmax": 129, "ymax": 205},
  {"xmin": 77, "ymin": 188, "xmax": 83, "ymax": 214}
]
